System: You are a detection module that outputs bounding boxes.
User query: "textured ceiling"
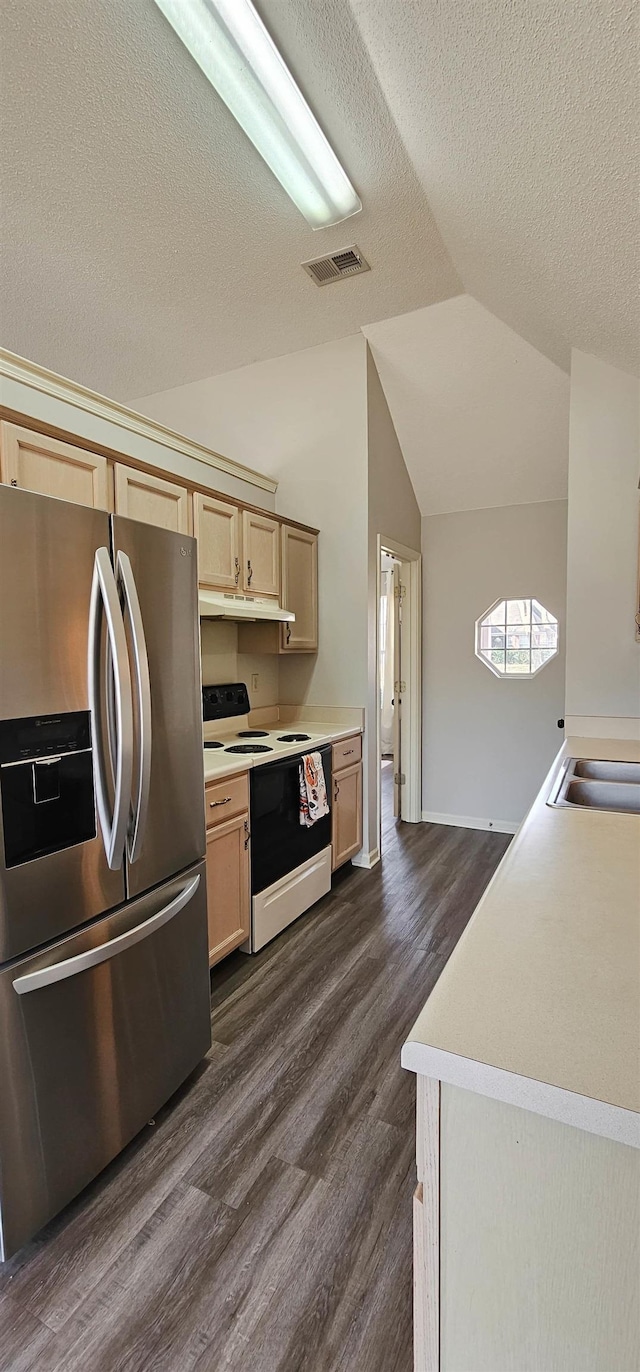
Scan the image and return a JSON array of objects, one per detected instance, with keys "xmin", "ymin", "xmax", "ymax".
[
  {"xmin": 0, "ymin": 0, "xmax": 460, "ymax": 400},
  {"xmin": 364, "ymin": 297, "xmax": 570, "ymax": 515},
  {"xmin": 0, "ymin": 0, "xmax": 636, "ymax": 400},
  {"xmin": 352, "ymin": 0, "xmax": 639, "ymax": 374}
]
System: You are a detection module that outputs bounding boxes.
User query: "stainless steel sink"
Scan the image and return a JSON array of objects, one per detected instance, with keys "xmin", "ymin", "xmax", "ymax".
[
  {"xmin": 548, "ymin": 758, "xmax": 640, "ymax": 815},
  {"xmin": 572, "ymin": 758, "xmax": 640, "ymax": 784}
]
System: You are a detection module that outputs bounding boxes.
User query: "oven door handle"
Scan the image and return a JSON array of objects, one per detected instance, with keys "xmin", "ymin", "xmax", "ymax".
[{"xmin": 12, "ymin": 874, "xmax": 200, "ymax": 995}]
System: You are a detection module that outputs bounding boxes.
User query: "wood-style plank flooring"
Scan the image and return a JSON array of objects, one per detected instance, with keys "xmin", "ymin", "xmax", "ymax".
[{"xmin": 0, "ymin": 768, "xmax": 510, "ymax": 1372}]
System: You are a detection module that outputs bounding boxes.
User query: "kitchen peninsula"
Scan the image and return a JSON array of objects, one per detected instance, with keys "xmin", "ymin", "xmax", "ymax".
[{"xmin": 403, "ymin": 735, "xmax": 640, "ymax": 1372}]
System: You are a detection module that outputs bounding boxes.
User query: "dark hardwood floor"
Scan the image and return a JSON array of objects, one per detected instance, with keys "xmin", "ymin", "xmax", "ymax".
[{"xmin": 0, "ymin": 768, "xmax": 510, "ymax": 1372}]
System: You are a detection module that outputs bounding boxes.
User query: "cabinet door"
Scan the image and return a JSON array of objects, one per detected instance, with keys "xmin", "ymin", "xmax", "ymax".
[
  {"xmin": 194, "ymin": 493, "xmax": 241, "ymax": 590},
  {"xmin": 242, "ymin": 510, "xmax": 280, "ymax": 597},
  {"xmin": 280, "ymin": 525, "xmax": 318, "ymax": 652},
  {"xmin": 0, "ymin": 422, "xmax": 109, "ymax": 509},
  {"xmin": 114, "ymin": 463, "xmax": 189, "ymax": 532},
  {"xmin": 205, "ymin": 811, "xmax": 250, "ymax": 966},
  {"xmin": 331, "ymin": 761, "xmax": 363, "ymax": 870}
]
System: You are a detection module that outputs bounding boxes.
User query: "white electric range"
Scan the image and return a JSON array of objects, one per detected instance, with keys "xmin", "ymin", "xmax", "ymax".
[{"xmin": 203, "ymin": 684, "xmax": 339, "ymax": 951}]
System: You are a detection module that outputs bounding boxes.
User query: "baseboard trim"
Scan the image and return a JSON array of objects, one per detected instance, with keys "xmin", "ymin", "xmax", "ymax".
[
  {"xmin": 421, "ymin": 811, "xmax": 519, "ymax": 836},
  {"xmin": 352, "ymin": 846, "xmax": 381, "ymax": 869}
]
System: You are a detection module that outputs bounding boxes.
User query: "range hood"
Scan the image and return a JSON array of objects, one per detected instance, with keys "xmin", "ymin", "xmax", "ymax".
[{"xmin": 198, "ymin": 590, "xmax": 295, "ymax": 623}]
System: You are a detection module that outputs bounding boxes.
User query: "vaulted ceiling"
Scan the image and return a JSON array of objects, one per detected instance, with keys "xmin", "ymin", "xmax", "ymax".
[
  {"xmin": 0, "ymin": 0, "xmax": 637, "ymax": 401},
  {"xmin": 364, "ymin": 296, "xmax": 570, "ymax": 515}
]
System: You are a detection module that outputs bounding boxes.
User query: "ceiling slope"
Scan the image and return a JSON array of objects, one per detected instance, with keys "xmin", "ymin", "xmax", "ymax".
[
  {"xmin": 352, "ymin": 0, "xmax": 640, "ymax": 375},
  {"xmin": 0, "ymin": 0, "xmax": 459, "ymax": 399},
  {"xmin": 364, "ymin": 296, "xmax": 570, "ymax": 516}
]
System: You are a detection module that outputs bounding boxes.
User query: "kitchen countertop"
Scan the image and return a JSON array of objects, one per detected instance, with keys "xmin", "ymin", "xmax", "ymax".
[
  {"xmin": 202, "ymin": 721, "xmax": 363, "ymax": 782},
  {"xmin": 402, "ymin": 736, "xmax": 640, "ymax": 1147}
]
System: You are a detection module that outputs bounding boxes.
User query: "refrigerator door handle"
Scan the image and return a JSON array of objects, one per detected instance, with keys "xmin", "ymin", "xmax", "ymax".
[
  {"xmin": 87, "ymin": 546, "xmax": 134, "ymax": 870},
  {"xmin": 12, "ymin": 873, "xmax": 201, "ymax": 995},
  {"xmin": 116, "ymin": 550, "xmax": 152, "ymax": 864}
]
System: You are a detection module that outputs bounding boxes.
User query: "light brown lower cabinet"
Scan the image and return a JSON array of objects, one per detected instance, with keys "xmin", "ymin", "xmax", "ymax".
[
  {"xmin": 331, "ymin": 737, "xmax": 363, "ymax": 870},
  {"xmin": 205, "ymin": 785, "xmax": 251, "ymax": 967}
]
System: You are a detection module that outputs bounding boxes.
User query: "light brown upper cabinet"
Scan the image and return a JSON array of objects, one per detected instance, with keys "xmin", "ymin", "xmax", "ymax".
[
  {"xmin": 114, "ymin": 463, "xmax": 189, "ymax": 533},
  {"xmin": 0, "ymin": 422, "xmax": 109, "ymax": 510},
  {"xmin": 280, "ymin": 525, "xmax": 318, "ymax": 652},
  {"xmin": 242, "ymin": 510, "xmax": 280, "ymax": 597},
  {"xmin": 193, "ymin": 492, "xmax": 241, "ymax": 590}
]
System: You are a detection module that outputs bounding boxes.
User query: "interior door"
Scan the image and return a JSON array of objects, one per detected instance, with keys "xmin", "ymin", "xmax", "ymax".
[
  {"xmin": 0, "ymin": 486, "xmax": 125, "ymax": 961},
  {"xmin": 392, "ymin": 563, "xmax": 402, "ymax": 819},
  {"xmin": 112, "ymin": 516, "xmax": 205, "ymax": 897},
  {"xmin": 0, "ymin": 861, "xmax": 209, "ymax": 1261}
]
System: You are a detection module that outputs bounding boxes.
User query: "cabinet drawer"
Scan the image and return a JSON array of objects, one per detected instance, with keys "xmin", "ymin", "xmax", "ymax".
[
  {"xmin": 332, "ymin": 734, "xmax": 362, "ymax": 771},
  {"xmin": 205, "ymin": 772, "xmax": 249, "ymax": 826}
]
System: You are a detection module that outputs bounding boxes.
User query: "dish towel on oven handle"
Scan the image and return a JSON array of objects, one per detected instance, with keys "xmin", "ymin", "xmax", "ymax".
[{"xmin": 299, "ymin": 751, "xmax": 329, "ymax": 827}]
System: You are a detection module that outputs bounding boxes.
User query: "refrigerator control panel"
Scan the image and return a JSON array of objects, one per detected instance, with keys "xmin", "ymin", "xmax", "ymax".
[
  {"xmin": 0, "ymin": 712, "xmax": 96, "ymax": 868},
  {"xmin": 0, "ymin": 711, "xmax": 91, "ymax": 764}
]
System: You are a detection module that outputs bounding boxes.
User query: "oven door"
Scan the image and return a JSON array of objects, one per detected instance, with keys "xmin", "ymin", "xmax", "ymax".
[
  {"xmin": 250, "ymin": 746, "xmax": 332, "ymax": 894},
  {"xmin": 0, "ymin": 861, "xmax": 210, "ymax": 1261}
]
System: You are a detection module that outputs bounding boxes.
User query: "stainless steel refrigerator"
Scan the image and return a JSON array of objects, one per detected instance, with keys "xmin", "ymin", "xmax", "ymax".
[{"xmin": 0, "ymin": 485, "xmax": 210, "ymax": 1261}]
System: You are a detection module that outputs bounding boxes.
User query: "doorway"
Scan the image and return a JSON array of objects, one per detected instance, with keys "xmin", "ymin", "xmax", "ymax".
[
  {"xmin": 379, "ymin": 553, "xmax": 401, "ymax": 825},
  {"xmin": 376, "ymin": 536, "xmax": 422, "ymax": 854}
]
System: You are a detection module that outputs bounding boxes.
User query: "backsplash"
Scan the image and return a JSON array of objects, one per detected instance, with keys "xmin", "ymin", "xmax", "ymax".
[{"xmin": 200, "ymin": 620, "xmax": 279, "ymax": 711}]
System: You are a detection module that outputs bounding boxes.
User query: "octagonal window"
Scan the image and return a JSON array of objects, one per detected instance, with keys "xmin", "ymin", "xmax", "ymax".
[{"xmin": 476, "ymin": 598, "xmax": 558, "ymax": 677}]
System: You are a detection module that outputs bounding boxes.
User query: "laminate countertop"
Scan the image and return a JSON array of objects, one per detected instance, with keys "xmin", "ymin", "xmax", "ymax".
[
  {"xmin": 203, "ymin": 722, "xmax": 362, "ymax": 782},
  {"xmin": 402, "ymin": 737, "xmax": 640, "ymax": 1147}
]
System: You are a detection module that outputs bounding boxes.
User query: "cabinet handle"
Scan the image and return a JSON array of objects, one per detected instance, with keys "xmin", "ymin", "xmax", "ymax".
[
  {"xmin": 210, "ymin": 796, "xmax": 231, "ymax": 807},
  {"xmin": 234, "ymin": 557, "xmax": 240, "ymax": 585},
  {"xmin": 244, "ymin": 818, "xmax": 251, "ymax": 849},
  {"xmin": 247, "ymin": 560, "xmax": 253, "ymax": 585},
  {"xmin": 285, "ymin": 624, "xmax": 291, "ymax": 644},
  {"xmin": 343, "ymin": 748, "xmax": 354, "ymax": 756},
  {"xmin": 334, "ymin": 783, "xmax": 340, "ymax": 800}
]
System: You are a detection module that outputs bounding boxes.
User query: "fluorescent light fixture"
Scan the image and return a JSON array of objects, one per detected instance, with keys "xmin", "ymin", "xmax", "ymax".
[{"xmin": 153, "ymin": 0, "xmax": 362, "ymax": 229}]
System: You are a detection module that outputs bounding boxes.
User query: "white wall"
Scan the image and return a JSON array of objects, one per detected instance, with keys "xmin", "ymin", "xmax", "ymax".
[
  {"xmin": 422, "ymin": 501, "xmax": 568, "ymax": 828},
  {"xmin": 134, "ymin": 333, "xmax": 424, "ymax": 865},
  {"xmin": 565, "ymin": 351, "xmax": 640, "ymax": 736},
  {"xmin": 363, "ymin": 297, "xmax": 570, "ymax": 515},
  {"xmin": 135, "ymin": 334, "xmax": 370, "ymax": 716}
]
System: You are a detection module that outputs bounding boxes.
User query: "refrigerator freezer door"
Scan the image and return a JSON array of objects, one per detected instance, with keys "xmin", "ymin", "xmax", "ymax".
[
  {"xmin": 112, "ymin": 517, "xmax": 205, "ymax": 896},
  {"xmin": 0, "ymin": 487, "xmax": 126, "ymax": 961},
  {"xmin": 0, "ymin": 860, "xmax": 210, "ymax": 1261}
]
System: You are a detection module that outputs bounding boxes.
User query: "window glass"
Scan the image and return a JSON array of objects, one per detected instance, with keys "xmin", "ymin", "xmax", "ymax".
[{"xmin": 476, "ymin": 598, "xmax": 558, "ymax": 677}]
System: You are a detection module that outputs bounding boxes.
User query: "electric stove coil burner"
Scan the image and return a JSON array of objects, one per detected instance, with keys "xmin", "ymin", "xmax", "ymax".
[
  {"xmin": 237, "ymin": 730, "xmax": 270, "ymax": 738},
  {"xmin": 204, "ymin": 741, "xmax": 224, "ymax": 749},
  {"xmin": 277, "ymin": 734, "xmax": 311, "ymax": 743},
  {"xmin": 225, "ymin": 743, "xmax": 273, "ymax": 754}
]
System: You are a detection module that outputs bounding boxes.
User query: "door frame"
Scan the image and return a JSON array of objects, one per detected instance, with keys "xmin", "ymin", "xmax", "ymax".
[{"xmin": 376, "ymin": 535, "xmax": 422, "ymax": 841}]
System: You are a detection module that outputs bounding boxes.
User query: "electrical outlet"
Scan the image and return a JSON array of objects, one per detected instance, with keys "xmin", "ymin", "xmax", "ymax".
[{"xmin": 251, "ymin": 673, "xmax": 259, "ymax": 692}]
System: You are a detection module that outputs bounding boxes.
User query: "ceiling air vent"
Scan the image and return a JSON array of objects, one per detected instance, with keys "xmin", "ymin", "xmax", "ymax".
[{"xmin": 302, "ymin": 245, "xmax": 370, "ymax": 287}]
